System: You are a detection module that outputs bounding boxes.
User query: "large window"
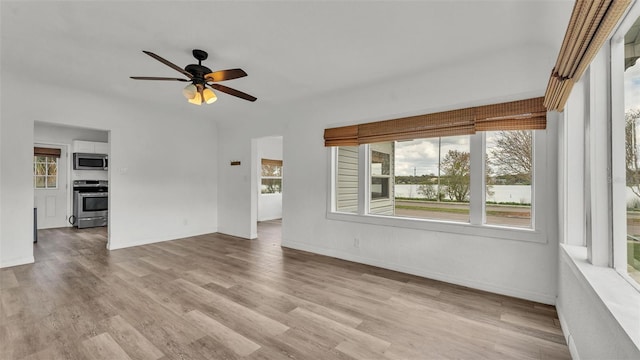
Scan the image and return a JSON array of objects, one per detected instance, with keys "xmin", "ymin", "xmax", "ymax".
[
  {"xmin": 33, "ymin": 155, "xmax": 58, "ymax": 189},
  {"xmin": 370, "ymin": 144, "xmax": 393, "ymax": 215},
  {"xmin": 393, "ymin": 135, "xmax": 471, "ymax": 222},
  {"xmin": 261, "ymin": 159, "xmax": 282, "ymax": 194},
  {"xmin": 623, "ymin": 20, "xmax": 640, "ymax": 285},
  {"xmin": 485, "ymin": 131, "xmax": 532, "ymax": 228},
  {"xmin": 333, "ymin": 131, "xmax": 536, "ymax": 229}
]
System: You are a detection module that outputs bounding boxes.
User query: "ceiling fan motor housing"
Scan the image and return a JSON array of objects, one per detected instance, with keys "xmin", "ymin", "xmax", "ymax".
[
  {"xmin": 185, "ymin": 64, "xmax": 212, "ymax": 84},
  {"xmin": 186, "ymin": 49, "xmax": 211, "ymax": 84}
]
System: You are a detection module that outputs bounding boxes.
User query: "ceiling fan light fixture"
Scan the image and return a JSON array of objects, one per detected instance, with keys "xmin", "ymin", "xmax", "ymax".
[
  {"xmin": 203, "ymin": 88, "xmax": 217, "ymax": 104},
  {"xmin": 131, "ymin": 49, "xmax": 256, "ymax": 104},
  {"xmin": 182, "ymin": 84, "xmax": 198, "ymax": 99},
  {"xmin": 188, "ymin": 92, "xmax": 203, "ymax": 105}
]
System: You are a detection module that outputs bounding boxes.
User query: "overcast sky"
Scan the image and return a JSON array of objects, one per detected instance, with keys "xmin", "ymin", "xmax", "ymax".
[
  {"xmin": 626, "ymin": 59, "xmax": 640, "ymax": 112},
  {"xmin": 394, "ymin": 135, "xmax": 470, "ymax": 176}
]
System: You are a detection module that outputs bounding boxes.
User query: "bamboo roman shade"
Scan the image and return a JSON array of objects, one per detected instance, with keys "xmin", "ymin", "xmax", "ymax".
[
  {"xmin": 544, "ymin": 0, "xmax": 632, "ymax": 111},
  {"xmin": 261, "ymin": 158, "xmax": 283, "ymax": 167},
  {"xmin": 323, "ymin": 125, "xmax": 359, "ymax": 147},
  {"xmin": 34, "ymin": 147, "xmax": 61, "ymax": 158},
  {"xmin": 324, "ymin": 97, "xmax": 546, "ymax": 146},
  {"xmin": 475, "ymin": 97, "xmax": 547, "ymax": 131}
]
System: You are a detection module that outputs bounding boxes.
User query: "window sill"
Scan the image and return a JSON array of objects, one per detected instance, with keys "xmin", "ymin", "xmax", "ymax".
[
  {"xmin": 326, "ymin": 211, "xmax": 546, "ymax": 243},
  {"xmin": 561, "ymin": 244, "xmax": 640, "ymax": 351}
]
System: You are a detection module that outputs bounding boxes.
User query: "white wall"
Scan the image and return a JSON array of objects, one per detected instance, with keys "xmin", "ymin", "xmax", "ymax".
[
  {"xmin": 257, "ymin": 136, "xmax": 283, "ymax": 222},
  {"xmin": 34, "ymin": 122, "xmax": 108, "ymax": 143},
  {"xmin": 557, "ymin": 247, "xmax": 640, "ymax": 360},
  {"xmin": 217, "ymin": 44, "xmax": 561, "ymax": 303},
  {"xmin": 0, "ymin": 75, "xmax": 218, "ymax": 267}
]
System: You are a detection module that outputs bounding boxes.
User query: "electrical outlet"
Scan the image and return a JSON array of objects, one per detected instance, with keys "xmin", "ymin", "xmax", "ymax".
[{"xmin": 353, "ymin": 237, "xmax": 360, "ymax": 248}]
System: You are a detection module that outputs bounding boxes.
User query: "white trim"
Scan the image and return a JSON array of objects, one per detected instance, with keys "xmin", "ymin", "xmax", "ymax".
[
  {"xmin": 283, "ymin": 240, "xmax": 556, "ymax": 304},
  {"xmin": 359, "ymin": 144, "xmax": 368, "ymax": 215},
  {"xmin": 560, "ymin": 244, "xmax": 640, "ymax": 352},
  {"xmin": 469, "ymin": 133, "xmax": 484, "ymax": 225},
  {"xmin": 0, "ymin": 256, "xmax": 35, "ymax": 269},
  {"xmin": 326, "ymin": 211, "xmax": 546, "ymax": 243},
  {"xmin": 612, "ymin": 6, "xmax": 637, "ymax": 274},
  {"xmin": 556, "ymin": 302, "xmax": 581, "ymax": 360},
  {"xmin": 107, "ymin": 228, "xmax": 218, "ymax": 250}
]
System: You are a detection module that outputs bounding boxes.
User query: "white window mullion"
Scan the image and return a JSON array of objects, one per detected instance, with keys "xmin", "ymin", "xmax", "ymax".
[
  {"xmin": 359, "ymin": 144, "xmax": 369, "ymax": 215},
  {"xmin": 470, "ymin": 133, "xmax": 484, "ymax": 225},
  {"xmin": 611, "ymin": 30, "xmax": 628, "ymax": 272},
  {"xmin": 587, "ymin": 46, "xmax": 613, "ymax": 267}
]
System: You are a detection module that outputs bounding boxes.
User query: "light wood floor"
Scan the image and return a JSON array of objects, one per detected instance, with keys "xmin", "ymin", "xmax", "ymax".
[{"xmin": 0, "ymin": 221, "xmax": 570, "ymax": 359}]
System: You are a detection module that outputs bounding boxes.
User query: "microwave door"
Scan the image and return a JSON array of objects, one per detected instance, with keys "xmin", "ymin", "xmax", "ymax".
[
  {"xmin": 74, "ymin": 153, "xmax": 108, "ymax": 170},
  {"xmin": 78, "ymin": 158, "xmax": 104, "ymax": 168}
]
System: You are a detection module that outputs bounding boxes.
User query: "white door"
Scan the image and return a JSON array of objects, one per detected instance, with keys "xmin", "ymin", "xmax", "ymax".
[{"xmin": 34, "ymin": 144, "xmax": 69, "ymax": 229}]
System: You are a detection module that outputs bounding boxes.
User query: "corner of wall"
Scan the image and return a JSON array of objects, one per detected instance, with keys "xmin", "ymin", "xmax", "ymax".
[{"xmin": 0, "ymin": 255, "xmax": 34, "ymax": 269}]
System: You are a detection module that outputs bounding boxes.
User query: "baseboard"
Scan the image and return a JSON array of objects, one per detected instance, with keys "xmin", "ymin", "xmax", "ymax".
[
  {"xmin": 556, "ymin": 302, "xmax": 580, "ymax": 360},
  {"xmin": 282, "ymin": 240, "xmax": 556, "ymax": 305},
  {"xmin": 0, "ymin": 256, "xmax": 35, "ymax": 269},
  {"xmin": 108, "ymin": 228, "xmax": 218, "ymax": 250}
]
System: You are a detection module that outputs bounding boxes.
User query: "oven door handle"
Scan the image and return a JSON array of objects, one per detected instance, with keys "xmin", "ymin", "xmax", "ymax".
[{"xmin": 78, "ymin": 192, "xmax": 108, "ymax": 197}]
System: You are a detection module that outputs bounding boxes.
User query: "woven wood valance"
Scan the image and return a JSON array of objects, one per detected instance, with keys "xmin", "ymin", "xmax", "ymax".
[
  {"xmin": 261, "ymin": 158, "xmax": 283, "ymax": 167},
  {"xmin": 34, "ymin": 147, "xmax": 61, "ymax": 158},
  {"xmin": 475, "ymin": 97, "xmax": 547, "ymax": 131},
  {"xmin": 544, "ymin": 0, "xmax": 631, "ymax": 111},
  {"xmin": 324, "ymin": 97, "xmax": 546, "ymax": 146},
  {"xmin": 324, "ymin": 125, "xmax": 359, "ymax": 147}
]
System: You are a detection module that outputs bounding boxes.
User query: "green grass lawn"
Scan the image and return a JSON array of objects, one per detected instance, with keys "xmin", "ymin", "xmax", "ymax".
[
  {"xmin": 630, "ymin": 240, "xmax": 640, "ymax": 271},
  {"xmin": 395, "ymin": 205, "xmax": 469, "ymax": 214},
  {"xmin": 394, "ymin": 204, "xmax": 530, "ymax": 218}
]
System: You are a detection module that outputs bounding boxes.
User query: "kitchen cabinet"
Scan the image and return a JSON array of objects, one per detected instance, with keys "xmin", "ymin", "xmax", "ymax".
[{"xmin": 73, "ymin": 140, "xmax": 108, "ymax": 154}]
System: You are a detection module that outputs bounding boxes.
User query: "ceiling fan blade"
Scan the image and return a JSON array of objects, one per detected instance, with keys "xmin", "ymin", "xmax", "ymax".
[
  {"xmin": 204, "ymin": 68, "xmax": 247, "ymax": 82},
  {"xmin": 130, "ymin": 76, "xmax": 189, "ymax": 82},
  {"xmin": 209, "ymin": 83, "xmax": 257, "ymax": 102},
  {"xmin": 142, "ymin": 50, "xmax": 193, "ymax": 78}
]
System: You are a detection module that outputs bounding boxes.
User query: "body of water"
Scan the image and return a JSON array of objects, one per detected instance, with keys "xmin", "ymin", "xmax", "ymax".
[
  {"xmin": 395, "ymin": 184, "xmax": 531, "ymax": 203},
  {"xmin": 396, "ymin": 185, "xmax": 640, "ymax": 205}
]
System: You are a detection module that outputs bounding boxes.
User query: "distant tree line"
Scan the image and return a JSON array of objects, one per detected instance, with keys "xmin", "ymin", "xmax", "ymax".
[{"xmin": 394, "ymin": 131, "xmax": 533, "ymax": 202}]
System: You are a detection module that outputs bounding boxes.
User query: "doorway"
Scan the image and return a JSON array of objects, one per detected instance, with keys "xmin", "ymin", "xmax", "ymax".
[
  {"xmin": 33, "ymin": 143, "xmax": 69, "ymax": 230},
  {"xmin": 251, "ymin": 136, "xmax": 283, "ymax": 239},
  {"xmin": 33, "ymin": 121, "xmax": 109, "ymax": 251}
]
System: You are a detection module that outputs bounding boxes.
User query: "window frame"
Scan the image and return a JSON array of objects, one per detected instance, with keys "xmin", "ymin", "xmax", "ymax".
[
  {"xmin": 260, "ymin": 159, "xmax": 283, "ymax": 195},
  {"xmin": 327, "ymin": 129, "xmax": 548, "ymax": 243},
  {"xmin": 33, "ymin": 155, "xmax": 58, "ymax": 190},
  {"xmin": 483, "ymin": 130, "xmax": 535, "ymax": 229},
  {"xmin": 370, "ymin": 149, "xmax": 391, "ymax": 201},
  {"xmin": 611, "ymin": 11, "xmax": 640, "ymax": 290}
]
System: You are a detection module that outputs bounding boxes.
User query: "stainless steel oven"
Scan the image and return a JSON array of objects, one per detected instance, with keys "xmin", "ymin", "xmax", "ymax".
[{"xmin": 72, "ymin": 180, "xmax": 108, "ymax": 228}]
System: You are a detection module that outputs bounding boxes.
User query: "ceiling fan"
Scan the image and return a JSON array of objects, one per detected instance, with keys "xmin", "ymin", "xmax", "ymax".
[{"xmin": 130, "ymin": 49, "xmax": 257, "ymax": 105}]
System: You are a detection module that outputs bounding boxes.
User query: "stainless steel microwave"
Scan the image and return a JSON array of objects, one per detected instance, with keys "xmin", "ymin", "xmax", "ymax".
[{"xmin": 73, "ymin": 153, "xmax": 108, "ymax": 170}]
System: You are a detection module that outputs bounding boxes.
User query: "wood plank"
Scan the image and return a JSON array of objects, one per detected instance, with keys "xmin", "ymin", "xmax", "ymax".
[
  {"xmin": 0, "ymin": 269, "xmax": 19, "ymax": 289},
  {"xmin": 289, "ymin": 307, "xmax": 390, "ymax": 353},
  {"xmin": 0, "ymin": 224, "xmax": 569, "ymax": 360},
  {"xmin": 82, "ymin": 332, "xmax": 132, "ymax": 360},
  {"xmin": 184, "ymin": 310, "xmax": 261, "ymax": 357},
  {"xmin": 102, "ymin": 315, "xmax": 164, "ymax": 360}
]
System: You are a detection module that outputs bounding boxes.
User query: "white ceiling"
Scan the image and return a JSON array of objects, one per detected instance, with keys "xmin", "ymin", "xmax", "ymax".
[{"xmin": 1, "ymin": 1, "xmax": 573, "ymax": 122}]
